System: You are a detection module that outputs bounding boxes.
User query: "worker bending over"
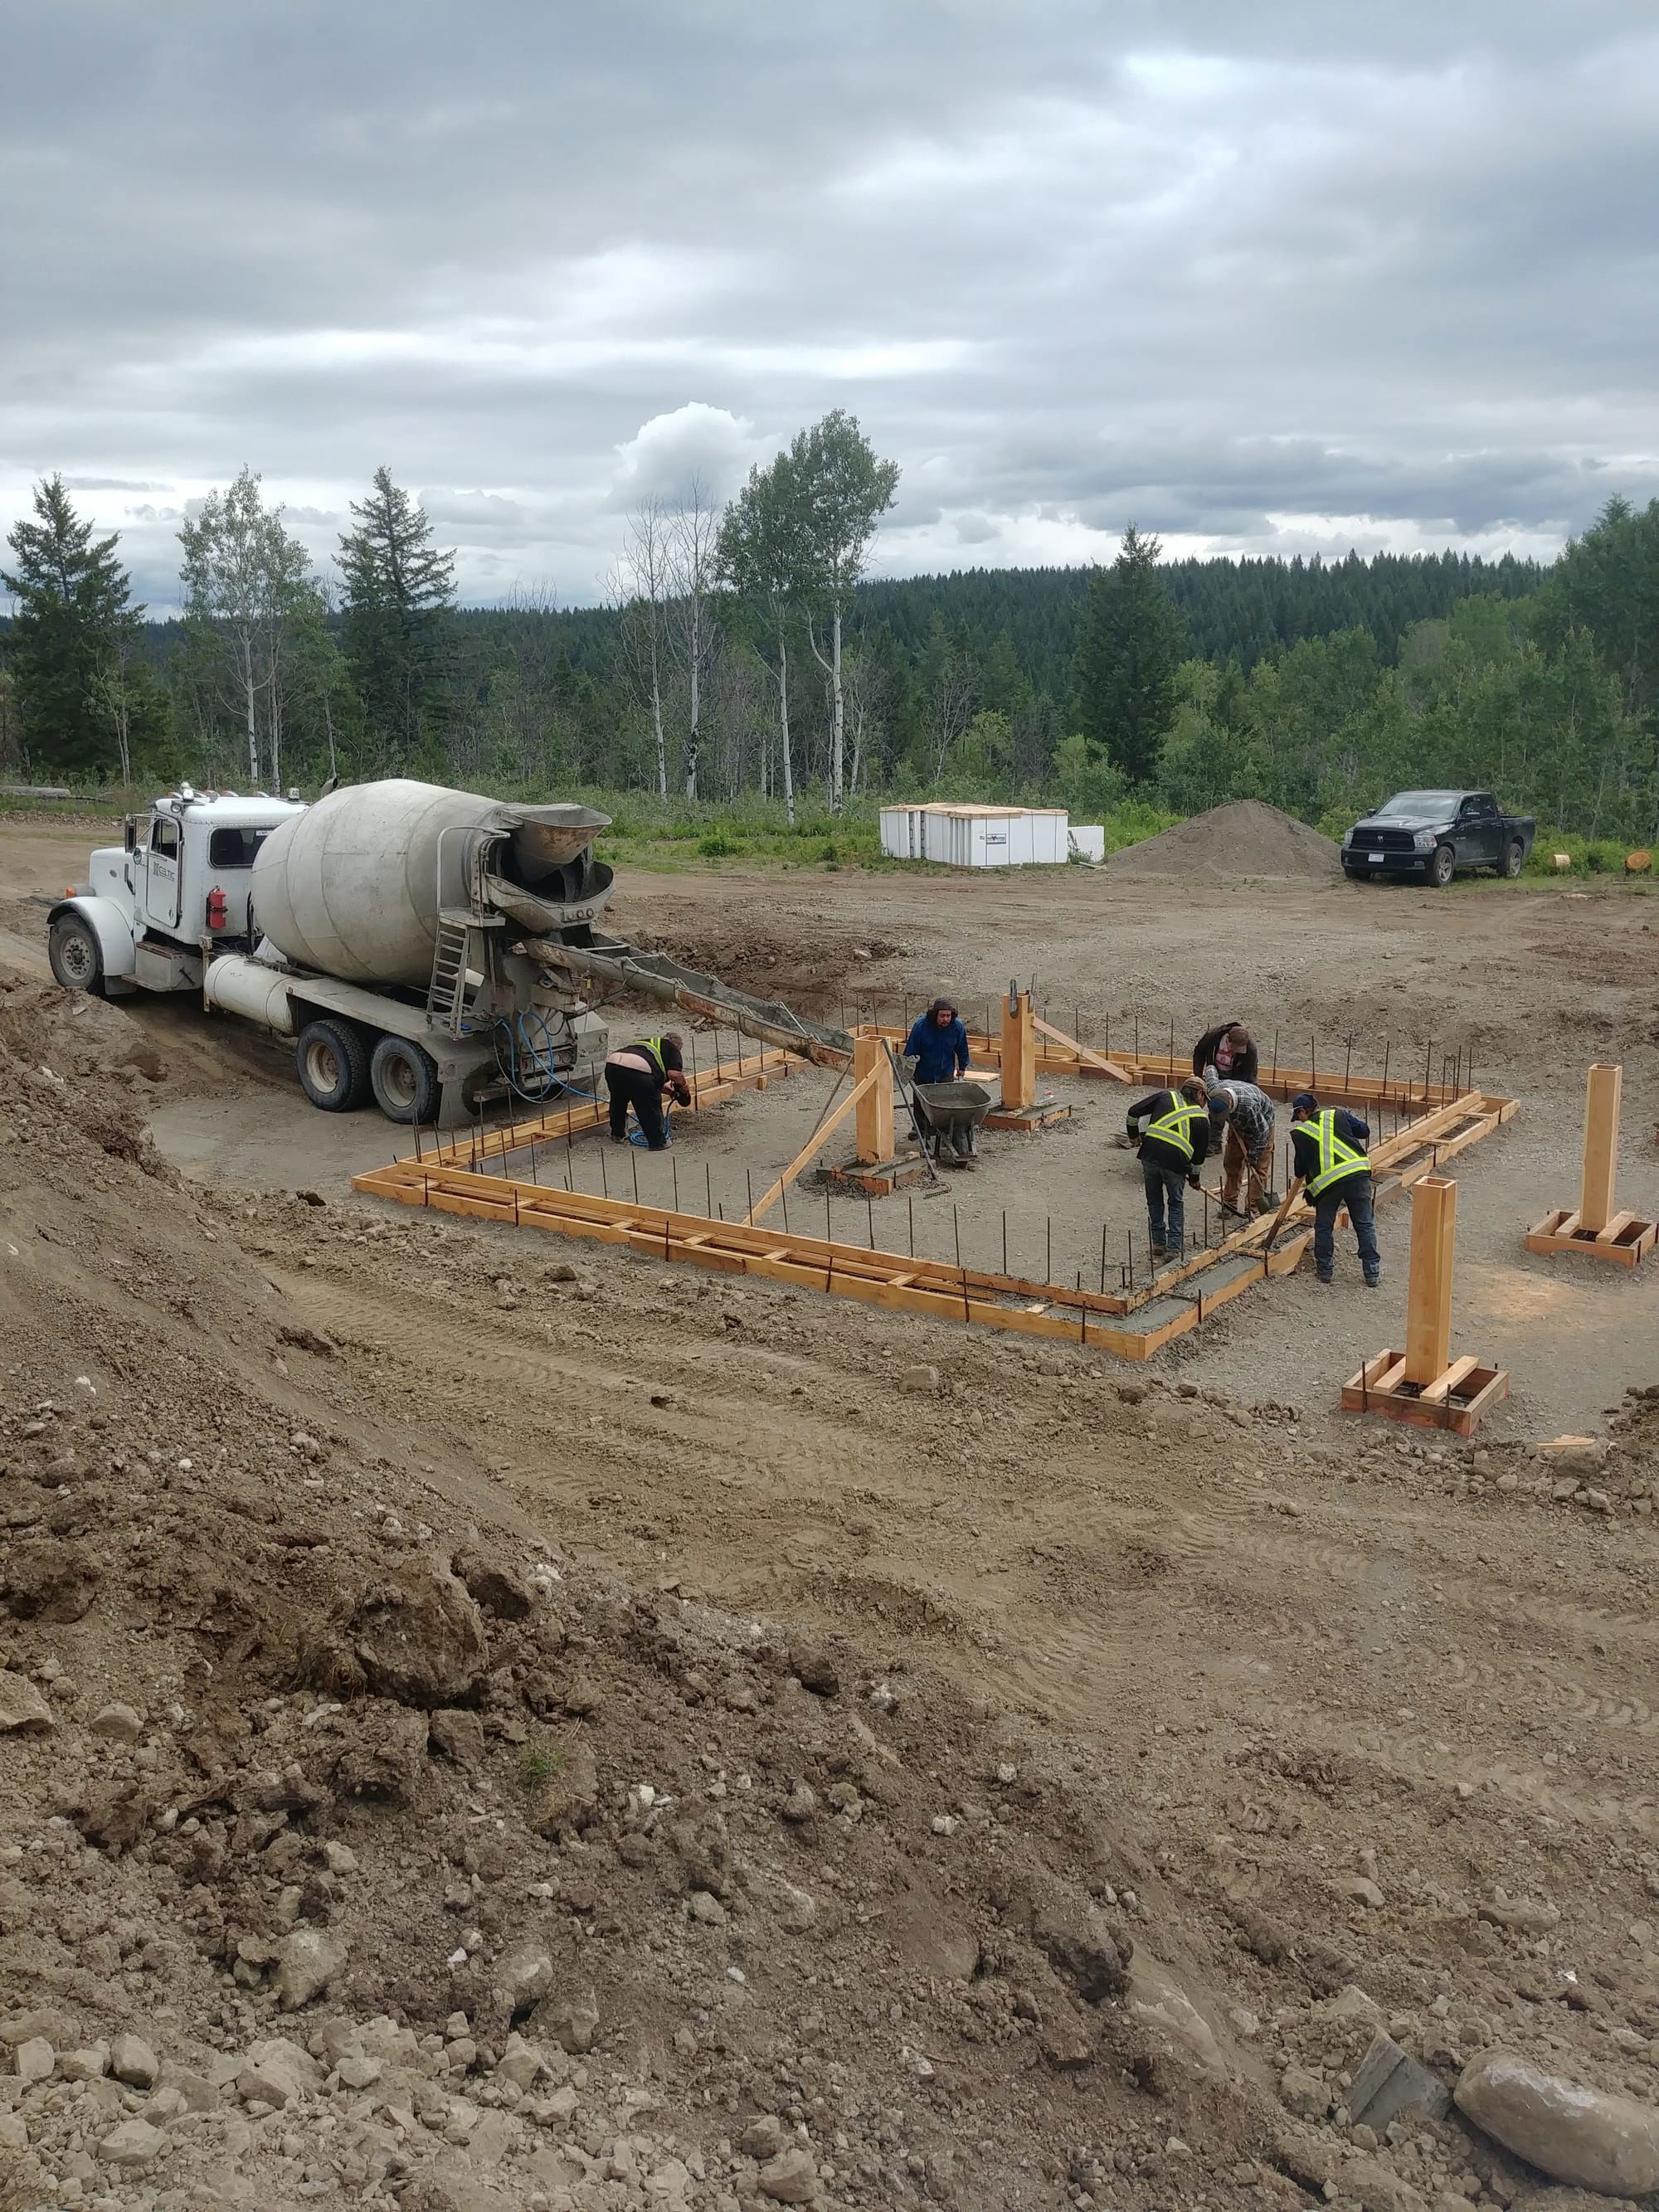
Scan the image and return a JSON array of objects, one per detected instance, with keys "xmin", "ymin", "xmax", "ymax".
[
  {"xmin": 1192, "ymin": 1021, "xmax": 1258, "ymax": 1086},
  {"xmin": 1128, "ymin": 1075, "xmax": 1210, "ymax": 1263},
  {"xmin": 604, "ymin": 1032, "xmax": 691, "ymax": 1150},
  {"xmin": 1290, "ymin": 1091, "xmax": 1380, "ymax": 1287},
  {"xmin": 1208, "ymin": 1079, "xmax": 1277, "ymax": 1218},
  {"xmin": 902, "ymin": 998, "xmax": 971, "ymax": 1084}
]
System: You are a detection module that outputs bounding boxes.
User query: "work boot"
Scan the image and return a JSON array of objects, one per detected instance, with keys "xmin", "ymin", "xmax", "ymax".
[
  {"xmin": 1316, "ymin": 1271, "xmax": 1333, "ymax": 1286},
  {"xmin": 1364, "ymin": 1270, "xmax": 1382, "ymax": 1289}
]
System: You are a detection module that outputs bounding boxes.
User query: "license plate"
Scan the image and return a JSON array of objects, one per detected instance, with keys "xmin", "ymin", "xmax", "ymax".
[{"xmin": 1368, "ymin": 852, "xmax": 1384, "ymax": 863}]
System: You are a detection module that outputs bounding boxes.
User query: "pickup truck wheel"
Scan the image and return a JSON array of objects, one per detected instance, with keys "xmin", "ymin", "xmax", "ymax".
[
  {"xmin": 1502, "ymin": 839, "xmax": 1525, "ymax": 879},
  {"xmin": 48, "ymin": 913, "xmax": 107, "ymax": 995},
  {"xmin": 1429, "ymin": 844, "xmax": 1457, "ymax": 888},
  {"xmin": 370, "ymin": 1034, "xmax": 440, "ymax": 1125},
  {"xmin": 295, "ymin": 1018, "xmax": 370, "ymax": 1111}
]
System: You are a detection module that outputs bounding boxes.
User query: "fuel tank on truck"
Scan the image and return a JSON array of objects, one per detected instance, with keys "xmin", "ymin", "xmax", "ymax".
[{"xmin": 250, "ymin": 778, "xmax": 612, "ymax": 988}]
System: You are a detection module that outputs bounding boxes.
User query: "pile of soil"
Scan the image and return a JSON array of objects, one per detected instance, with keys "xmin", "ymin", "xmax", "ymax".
[{"xmin": 1110, "ymin": 803, "xmax": 1342, "ymax": 884}]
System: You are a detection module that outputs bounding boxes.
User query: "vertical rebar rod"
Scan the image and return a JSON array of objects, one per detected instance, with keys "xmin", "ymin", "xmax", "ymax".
[
  {"xmin": 1345, "ymin": 1033, "xmax": 1354, "ymax": 1087},
  {"xmin": 1271, "ymin": 1028, "xmax": 1280, "ymax": 1090},
  {"xmin": 1046, "ymin": 1216, "xmax": 1053, "ymax": 1282},
  {"xmin": 746, "ymin": 1169, "xmax": 755, "ymax": 1220},
  {"xmin": 953, "ymin": 1208, "xmax": 962, "ymax": 1271},
  {"xmin": 1002, "ymin": 1211, "xmax": 1008, "ymax": 1276},
  {"xmin": 1099, "ymin": 1222, "xmax": 1107, "ymax": 1293},
  {"xmin": 599, "ymin": 1146, "xmax": 609, "ymax": 1198},
  {"xmin": 631, "ymin": 1151, "xmax": 640, "ymax": 1205},
  {"xmin": 825, "ymin": 1194, "xmax": 832, "ymax": 1245},
  {"xmin": 908, "ymin": 1195, "xmax": 915, "ymax": 1257},
  {"xmin": 781, "ymin": 1182, "xmax": 790, "ymax": 1233},
  {"xmin": 704, "ymin": 1162, "xmax": 713, "ymax": 1215},
  {"xmin": 867, "ymin": 1196, "xmax": 875, "ymax": 1249}
]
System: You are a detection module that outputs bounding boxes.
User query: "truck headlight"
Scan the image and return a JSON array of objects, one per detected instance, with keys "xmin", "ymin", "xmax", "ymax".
[{"xmin": 1413, "ymin": 829, "xmax": 1438, "ymax": 850}]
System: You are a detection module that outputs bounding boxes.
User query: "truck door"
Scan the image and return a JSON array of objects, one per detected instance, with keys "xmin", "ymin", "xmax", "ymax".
[
  {"xmin": 145, "ymin": 814, "xmax": 182, "ymax": 930},
  {"xmin": 1456, "ymin": 795, "xmax": 1496, "ymax": 867}
]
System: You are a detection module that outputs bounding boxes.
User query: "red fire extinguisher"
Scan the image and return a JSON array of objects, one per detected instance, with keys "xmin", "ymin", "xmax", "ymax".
[{"xmin": 205, "ymin": 886, "xmax": 229, "ymax": 931}]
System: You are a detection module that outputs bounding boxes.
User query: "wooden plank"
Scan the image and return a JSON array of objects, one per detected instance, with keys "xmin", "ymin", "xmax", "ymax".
[
  {"xmin": 1595, "ymin": 1208, "xmax": 1638, "ymax": 1246},
  {"xmin": 1579, "ymin": 1062, "xmax": 1622, "ymax": 1235},
  {"xmin": 1419, "ymin": 1353, "xmax": 1481, "ymax": 1406},
  {"xmin": 1404, "ymin": 1176, "xmax": 1457, "ymax": 1389},
  {"xmin": 999, "ymin": 989, "xmax": 1037, "ymax": 1112},
  {"xmin": 852, "ymin": 1030, "xmax": 894, "ymax": 1164},
  {"xmin": 745, "ymin": 1064, "xmax": 878, "ymax": 1223},
  {"xmin": 1031, "ymin": 1014, "xmax": 1133, "ymax": 1083}
]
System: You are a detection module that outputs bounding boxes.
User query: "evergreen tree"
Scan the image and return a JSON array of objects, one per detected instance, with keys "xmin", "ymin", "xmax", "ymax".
[
  {"xmin": 2, "ymin": 475, "xmax": 139, "ymax": 777},
  {"xmin": 1072, "ymin": 525, "xmax": 1186, "ymax": 784},
  {"xmin": 338, "ymin": 467, "xmax": 456, "ymax": 762}
]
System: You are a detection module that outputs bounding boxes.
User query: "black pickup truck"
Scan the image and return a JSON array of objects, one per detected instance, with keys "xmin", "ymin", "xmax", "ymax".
[{"xmin": 1342, "ymin": 790, "xmax": 1537, "ymax": 887}]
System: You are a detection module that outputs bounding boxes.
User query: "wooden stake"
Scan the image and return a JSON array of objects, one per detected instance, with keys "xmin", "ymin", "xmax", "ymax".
[
  {"xmin": 1404, "ymin": 1175, "xmax": 1457, "ymax": 1389},
  {"xmin": 853, "ymin": 1028, "xmax": 895, "ymax": 1163},
  {"xmin": 999, "ymin": 984, "xmax": 1037, "ymax": 1111},
  {"xmin": 1579, "ymin": 1062, "xmax": 1622, "ymax": 1235}
]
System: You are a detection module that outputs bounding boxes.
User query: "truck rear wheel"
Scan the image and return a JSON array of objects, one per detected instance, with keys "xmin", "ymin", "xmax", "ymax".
[
  {"xmin": 370, "ymin": 1034, "xmax": 440, "ymax": 1125},
  {"xmin": 49, "ymin": 913, "xmax": 106, "ymax": 995},
  {"xmin": 295, "ymin": 1018, "xmax": 370, "ymax": 1111},
  {"xmin": 1503, "ymin": 839, "xmax": 1525, "ymax": 879}
]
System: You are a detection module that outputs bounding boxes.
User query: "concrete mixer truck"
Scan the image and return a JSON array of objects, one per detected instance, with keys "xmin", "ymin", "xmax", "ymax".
[{"xmin": 46, "ymin": 778, "xmax": 619, "ymax": 1126}]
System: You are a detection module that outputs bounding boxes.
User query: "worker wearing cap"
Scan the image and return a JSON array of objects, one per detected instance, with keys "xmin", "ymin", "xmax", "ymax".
[
  {"xmin": 604, "ymin": 1032, "xmax": 691, "ymax": 1150},
  {"xmin": 902, "ymin": 998, "xmax": 970, "ymax": 1085},
  {"xmin": 1290, "ymin": 1091, "xmax": 1380, "ymax": 1286},
  {"xmin": 1126, "ymin": 1075, "xmax": 1211, "ymax": 1263},
  {"xmin": 1207, "ymin": 1078, "xmax": 1277, "ymax": 1218}
]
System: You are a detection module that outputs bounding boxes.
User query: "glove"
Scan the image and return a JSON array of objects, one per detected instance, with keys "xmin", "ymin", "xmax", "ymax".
[{"xmin": 1186, "ymin": 1170, "xmax": 1201, "ymax": 1190}]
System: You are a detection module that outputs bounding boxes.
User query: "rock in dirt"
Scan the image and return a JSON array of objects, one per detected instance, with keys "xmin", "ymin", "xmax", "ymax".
[
  {"xmin": 275, "ymin": 1927, "xmax": 348, "ymax": 2009},
  {"xmin": 97, "ymin": 2117, "xmax": 166, "ymax": 2166},
  {"xmin": 898, "ymin": 1364, "xmax": 940, "ymax": 1395},
  {"xmin": 1018, "ymin": 1870, "xmax": 1129, "ymax": 2004},
  {"xmin": 528, "ymin": 1736, "xmax": 599, "ymax": 1835},
  {"xmin": 109, "ymin": 2033, "xmax": 158, "ymax": 2088},
  {"xmin": 14, "ymin": 2036, "xmax": 54, "ymax": 2083},
  {"xmin": 452, "ymin": 1544, "xmax": 536, "ymax": 1621},
  {"xmin": 88, "ymin": 1700, "xmax": 144, "ymax": 1743},
  {"xmin": 788, "ymin": 1637, "xmax": 839, "ymax": 1697},
  {"xmin": 0, "ymin": 1669, "xmax": 53, "ymax": 1732},
  {"xmin": 494, "ymin": 1940, "xmax": 554, "ymax": 2010},
  {"xmin": 542, "ymin": 1988, "xmax": 600, "ymax": 2054},
  {"xmin": 1347, "ymin": 2031, "xmax": 1451, "ymax": 2129},
  {"xmin": 323, "ymin": 1561, "xmax": 489, "ymax": 1706},
  {"xmin": 1455, "ymin": 2049, "xmax": 1659, "ymax": 2197},
  {"xmin": 332, "ymin": 1704, "xmax": 431, "ymax": 1800},
  {"xmin": 1279, "ymin": 2064, "xmax": 1330, "ymax": 2121},
  {"xmin": 757, "ymin": 2144, "xmax": 820, "ymax": 2202}
]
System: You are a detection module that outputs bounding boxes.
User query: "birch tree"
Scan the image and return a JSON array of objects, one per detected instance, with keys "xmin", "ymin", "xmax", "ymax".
[
  {"xmin": 178, "ymin": 468, "xmax": 313, "ymax": 787},
  {"xmin": 665, "ymin": 480, "xmax": 719, "ymax": 801},
  {"xmin": 716, "ymin": 452, "xmax": 808, "ymax": 821},
  {"xmin": 791, "ymin": 411, "xmax": 899, "ymax": 814},
  {"xmin": 611, "ymin": 498, "xmax": 673, "ymax": 797}
]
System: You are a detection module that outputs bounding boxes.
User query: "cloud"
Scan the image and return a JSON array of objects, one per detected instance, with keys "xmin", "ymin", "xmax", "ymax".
[{"xmin": 2, "ymin": 1, "xmax": 1657, "ymax": 613}]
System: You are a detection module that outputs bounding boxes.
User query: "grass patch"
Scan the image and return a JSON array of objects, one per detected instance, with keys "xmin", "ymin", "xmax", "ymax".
[{"xmin": 519, "ymin": 1735, "xmax": 568, "ymax": 1791}]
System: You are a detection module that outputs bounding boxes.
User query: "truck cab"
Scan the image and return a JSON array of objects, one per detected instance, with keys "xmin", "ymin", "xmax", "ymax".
[{"xmin": 51, "ymin": 787, "xmax": 307, "ymax": 996}]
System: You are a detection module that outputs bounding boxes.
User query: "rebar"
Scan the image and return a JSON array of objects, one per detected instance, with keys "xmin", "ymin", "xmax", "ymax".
[
  {"xmin": 599, "ymin": 1145, "xmax": 609, "ymax": 1198},
  {"xmin": 1099, "ymin": 1222, "xmax": 1107, "ymax": 1292}
]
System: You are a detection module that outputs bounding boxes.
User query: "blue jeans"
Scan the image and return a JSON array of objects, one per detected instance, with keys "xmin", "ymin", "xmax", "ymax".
[
  {"xmin": 1314, "ymin": 1175, "xmax": 1379, "ymax": 1279},
  {"xmin": 1142, "ymin": 1161, "xmax": 1186, "ymax": 1256}
]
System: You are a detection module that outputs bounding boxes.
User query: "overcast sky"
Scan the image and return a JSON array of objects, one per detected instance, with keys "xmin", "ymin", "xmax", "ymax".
[{"xmin": 3, "ymin": 1, "xmax": 1657, "ymax": 612}]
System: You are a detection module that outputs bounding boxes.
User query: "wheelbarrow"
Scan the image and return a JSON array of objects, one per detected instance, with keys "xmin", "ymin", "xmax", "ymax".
[{"xmin": 911, "ymin": 1078, "xmax": 994, "ymax": 1169}]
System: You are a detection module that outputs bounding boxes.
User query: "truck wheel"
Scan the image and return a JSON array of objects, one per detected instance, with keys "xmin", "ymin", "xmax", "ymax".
[
  {"xmin": 1502, "ymin": 839, "xmax": 1525, "ymax": 879},
  {"xmin": 295, "ymin": 1018, "xmax": 370, "ymax": 1111},
  {"xmin": 48, "ymin": 913, "xmax": 106, "ymax": 995},
  {"xmin": 370, "ymin": 1034, "xmax": 440, "ymax": 1125},
  {"xmin": 1429, "ymin": 844, "xmax": 1457, "ymax": 888}
]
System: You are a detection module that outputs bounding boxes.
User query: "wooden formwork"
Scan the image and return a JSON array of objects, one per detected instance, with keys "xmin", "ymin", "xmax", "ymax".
[
  {"xmin": 353, "ymin": 1036, "xmax": 1516, "ymax": 1363},
  {"xmin": 1525, "ymin": 1062, "xmax": 1654, "ymax": 1268},
  {"xmin": 1340, "ymin": 1177, "xmax": 1509, "ymax": 1435}
]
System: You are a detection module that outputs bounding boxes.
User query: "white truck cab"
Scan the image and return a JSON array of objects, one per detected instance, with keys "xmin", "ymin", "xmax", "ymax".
[{"xmin": 50, "ymin": 785, "xmax": 306, "ymax": 996}]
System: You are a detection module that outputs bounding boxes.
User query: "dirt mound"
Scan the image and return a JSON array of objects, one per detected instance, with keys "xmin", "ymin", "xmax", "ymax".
[{"xmin": 1110, "ymin": 801, "xmax": 1341, "ymax": 882}]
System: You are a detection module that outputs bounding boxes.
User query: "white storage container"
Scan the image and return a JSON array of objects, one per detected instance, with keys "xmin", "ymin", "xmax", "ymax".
[
  {"xmin": 883, "ymin": 803, "xmax": 1072, "ymax": 868},
  {"xmin": 1068, "ymin": 824, "xmax": 1106, "ymax": 864},
  {"xmin": 879, "ymin": 805, "xmax": 930, "ymax": 861}
]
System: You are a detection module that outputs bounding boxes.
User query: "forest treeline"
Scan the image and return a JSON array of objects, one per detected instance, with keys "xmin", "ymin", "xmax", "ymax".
[{"xmin": 2, "ymin": 421, "xmax": 1657, "ymax": 842}]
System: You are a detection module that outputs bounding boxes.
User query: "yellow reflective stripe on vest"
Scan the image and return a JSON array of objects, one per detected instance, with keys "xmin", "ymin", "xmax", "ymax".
[
  {"xmin": 1145, "ymin": 1094, "xmax": 1204, "ymax": 1160},
  {"xmin": 1301, "ymin": 1109, "xmax": 1369, "ymax": 1195},
  {"xmin": 632, "ymin": 1036, "xmax": 666, "ymax": 1073}
]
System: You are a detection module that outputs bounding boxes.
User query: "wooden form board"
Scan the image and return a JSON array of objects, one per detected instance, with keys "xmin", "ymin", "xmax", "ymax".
[
  {"xmin": 1341, "ymin": 1347, "xmax": 1510, "ymax": 1437},
  {"xmin": 350, "ymin": 1078, "xmax": 1511, "ymax": 1363},
  {"xmin": 999, "ymin": 990, "xmax": 1038, "ymax": 1112},
  {"xmin": 1525, "ymin": 1206, "xmax": 1656, "ymax": 1269},
  {"xmin": 1404, "ymin": 1176, "xmax": 1457, "ymax": 1388}
]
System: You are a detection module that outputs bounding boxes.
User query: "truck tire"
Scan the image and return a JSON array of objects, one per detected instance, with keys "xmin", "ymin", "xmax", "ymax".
[
  {"xmin": 370, "ymin": 1034, "xmax": 440, "ymax": 1125},
  {"xmin": 1429, "ymin": 844, "xmax": 1457, "ymax": 888},
  {"xmin": 295, "ymin": 1018, "xmax": 370, "ymax": 1111},
  {"xmin": 1502, "ymin": 839, "xmax": 1525, "ymax": 879},
  {"xmin": 48, "ymin": 912, "xmax": 106, "ymax": 995}
]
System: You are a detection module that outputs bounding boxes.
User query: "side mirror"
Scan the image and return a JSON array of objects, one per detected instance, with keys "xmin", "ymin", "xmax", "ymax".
[{"xmin": 124, "ymin": 818, "xmax": 137, "ymax": 853}]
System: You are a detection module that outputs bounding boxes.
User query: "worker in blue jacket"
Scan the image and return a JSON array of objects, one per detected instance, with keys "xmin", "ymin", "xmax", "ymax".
[
  {"xmin": 902, "ymin": 998, "xmax": 971, "ymax": 1084},
  {"xmin": 1290, "ymin": 1091, "xmax": 1380, "ymax": 1287}
]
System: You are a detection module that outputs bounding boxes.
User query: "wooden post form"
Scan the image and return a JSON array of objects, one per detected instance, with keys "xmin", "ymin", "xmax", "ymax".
[
  {"xmin": 852, "ymin": 1028, "xmax": 894, "ymax": 1164},
  {"xmin": 1578, "ymin": 1062, "xmax": 1621, "ymax": 1235},
  {"xmin": 1403, "ymin": 1175, "xmax": 1457, "ymax": 1388},
  {"xmin": 999, "ymin": 985, "xmax": 1036, "ymax": 1113}
]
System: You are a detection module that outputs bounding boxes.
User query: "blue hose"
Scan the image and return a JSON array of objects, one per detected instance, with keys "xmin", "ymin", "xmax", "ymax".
[{"xmin": 494, "ymin": 1012, "xmax": 671, "ymax": 1144}]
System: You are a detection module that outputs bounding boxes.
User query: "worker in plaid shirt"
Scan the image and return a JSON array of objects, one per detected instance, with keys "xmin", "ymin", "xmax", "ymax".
[{"xmin": 1207, "ymin": 1079, "xmax": 1277, "ymax": 1218}]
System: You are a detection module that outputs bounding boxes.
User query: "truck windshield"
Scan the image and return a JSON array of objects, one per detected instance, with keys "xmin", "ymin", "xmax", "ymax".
[
  {"xmin": 208, "ymin": 828, "xmax": 272, "ymax": 868},
  {"xmin": 1374, "ymin": 791, "xmax": 1462, "ymax": 817}
]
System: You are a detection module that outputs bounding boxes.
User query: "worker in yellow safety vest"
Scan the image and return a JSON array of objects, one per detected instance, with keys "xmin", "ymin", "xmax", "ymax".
[
  {"xmin": 1126, "ymin": 1075, "xmax": 1212, "ymax": 1262},
  {"xmin": 1290, "ymin": 1091, "xmax": 1381, "ymax": 1287},
  {"xmin": 604, "ymin": 1032, "xmax": 691, "ymax": 1149}
]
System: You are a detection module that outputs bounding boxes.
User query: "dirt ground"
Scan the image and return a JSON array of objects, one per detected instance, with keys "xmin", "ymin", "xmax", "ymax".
[{"xmin": 2, "ymin": 816, "xmax": 1658, "ymax": 2212}]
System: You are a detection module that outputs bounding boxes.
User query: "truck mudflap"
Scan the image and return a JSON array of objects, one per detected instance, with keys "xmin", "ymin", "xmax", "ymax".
[{"xmin": 530, "ymin": 936, "xmax": 854, "ymax": 1070}]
